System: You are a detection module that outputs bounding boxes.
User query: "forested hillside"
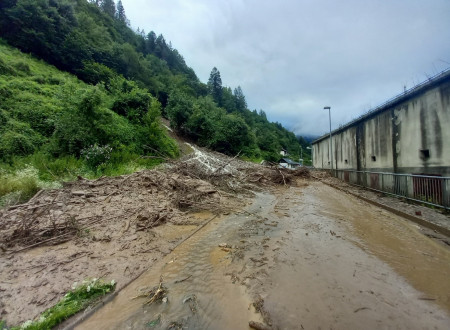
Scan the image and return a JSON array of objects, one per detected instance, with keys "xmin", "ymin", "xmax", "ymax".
[
  {"xmin": 0, "ymin": 0, "xmax": 310, "ymax": 206},
  {"xmin": 0, "ymin": 41, "xmax": 178, "ymax": 205}
]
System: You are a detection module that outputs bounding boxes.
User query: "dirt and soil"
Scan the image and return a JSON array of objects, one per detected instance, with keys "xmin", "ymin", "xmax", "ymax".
[
  {"xmin": 0, "ymin": 141, "xmax": 307, "ymax": 326},
  {"xmin": 77, "ymin": 179, "xmax": 450, "ymax": 330},
  {"xmin": 1, "ymin": 131, "xmax": 449, "ymax": 328},
  {"xmin": 317, "ymin": 172, "xmax": 450, "ymax": 246}
]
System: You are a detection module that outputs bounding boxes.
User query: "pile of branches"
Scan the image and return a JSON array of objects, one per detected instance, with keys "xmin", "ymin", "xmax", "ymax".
[
  {"xmin": 169, "ymin": 144, "xmax": 311, "ymax": 192},
  {"xmin": 0, "ymin": 170, "xmax": 220, "ymax": 251},
  {"xmin": 0, "ymin": 145, "xmax": 312, "ymax": 252}
]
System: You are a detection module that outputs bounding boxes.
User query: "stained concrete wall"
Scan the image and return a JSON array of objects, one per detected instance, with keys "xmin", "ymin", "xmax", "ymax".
[{"xmin": 312, "ymin": 73, "xmax": 450, "ymax": 177}]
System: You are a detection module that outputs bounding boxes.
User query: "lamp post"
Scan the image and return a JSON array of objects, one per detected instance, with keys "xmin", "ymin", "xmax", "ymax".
[
  {"xmin": 306, "ymin": 146, "xmax": 311, "ymax": 165},
  {"xmin": 324, "ymin": 106, "xmax": 333, "ymax": 172},
  {"xmin": 299, "ymin": 146, "xmax": 312, "ymax": 166}
]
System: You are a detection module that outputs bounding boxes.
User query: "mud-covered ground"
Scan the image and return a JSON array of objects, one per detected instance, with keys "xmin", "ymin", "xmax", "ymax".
[
  {"xmin": 0, "ymin": 144, "xmax": 306, "ymax": 326},
  {"xmin": 1, "ymin": 139, "xmax": 449, "ymax": 328},
  {"xmin": 317, "ymin": 172, "xmax": 450, "ymax": 244},
  {"xmin": 79, "ymin": 179, "xmax": 450, "ymax": 330}
]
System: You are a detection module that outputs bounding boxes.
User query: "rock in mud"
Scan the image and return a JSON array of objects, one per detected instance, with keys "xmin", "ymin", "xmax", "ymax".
[{"xmin": 249, "ymin": 321, "xmax": 272, "ymax": 330}]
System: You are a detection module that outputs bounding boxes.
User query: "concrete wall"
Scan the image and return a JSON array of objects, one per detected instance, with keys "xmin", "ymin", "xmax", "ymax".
[{"xmin": 312, "ymin": 75, "xmax": 450, "ymax": 177}]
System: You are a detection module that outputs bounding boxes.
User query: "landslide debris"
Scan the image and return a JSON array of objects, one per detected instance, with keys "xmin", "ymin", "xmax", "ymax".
[
  {"xmin": 0, "ymin": 143, "xmax": 312, "ymax": 326},
  {"xmin": 0, "ymin": 144, "xmax": 310, "ymax": 252}
]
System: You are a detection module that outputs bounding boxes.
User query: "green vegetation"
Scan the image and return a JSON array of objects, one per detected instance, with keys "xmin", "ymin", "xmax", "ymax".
[
  {"xmin": 0, "ymin": 0, "xmax": 311, "ymax": 207},
  {"xmin": 11, "ymin": 279, "xmax": 116, "ymax": 330},
  {"xmin": 0, "ymin": 42, "xmax": 176, "ymax": 207}
]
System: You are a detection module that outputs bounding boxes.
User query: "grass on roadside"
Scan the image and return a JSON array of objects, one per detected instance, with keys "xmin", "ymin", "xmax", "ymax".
[
  {"xmin": 10, "ymin": 278, "xmax": 116, "ymax": 330},
  {"xmin": 0, "ymin": 149, "xmax": 165, "ymax": 208}
]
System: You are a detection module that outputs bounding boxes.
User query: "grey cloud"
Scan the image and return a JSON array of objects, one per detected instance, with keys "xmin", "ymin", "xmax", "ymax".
[{"xmin": 122, "ymin": 0, "xmax": 450, "ymax": 136}]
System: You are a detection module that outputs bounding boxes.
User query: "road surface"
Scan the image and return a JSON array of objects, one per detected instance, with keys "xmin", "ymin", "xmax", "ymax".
[{"xmin": 78, "ymin": 180, "xmax": 450, "ymax": 329}]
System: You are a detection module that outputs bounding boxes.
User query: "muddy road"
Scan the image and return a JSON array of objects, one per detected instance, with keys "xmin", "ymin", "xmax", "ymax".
[{"xmin": 78, "ymin": 180, "xmax": 450, "ymax": 329}]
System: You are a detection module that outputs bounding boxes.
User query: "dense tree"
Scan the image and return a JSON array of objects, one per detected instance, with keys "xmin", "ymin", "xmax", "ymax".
[
  {"xmin": 207, "ymin": 67, "xmax": 222, "ymax": 106},
  {"xmin": 234, "ymin": 86, "xmax": 247, "ymax": 112},
  {"xmin": 116, "ymin": 0, "xmax": 128, "ymax": 25},
  {"xmin": 100, "ymin": 0, "xmax": 116, "ymax": 18},
  {"xmin": 0, "ymin": 0, "xmax": 307, "ymax": 163},
  {"xmin": 166, "ymin": 91, "xmax": 194, "ymax": 131},
  {"xmin": 221, "ymin": 87, "xmax": 237, "ymax": 113},
  {"xmin": 146, "ymin": 31, "xmax": 157, "ymax": 54},
  {"xmin": 0, "ymin": 0, "xmax": 77, "ymax": 64}
]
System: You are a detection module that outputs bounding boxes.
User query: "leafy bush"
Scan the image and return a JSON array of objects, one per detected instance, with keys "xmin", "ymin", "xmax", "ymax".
[
  {"xmin": 24, "ymin": 152, "xmax": 83, "ymax": 181},
  {"xmin": 0, "ymin": 57, "xmax": 15, "ymax": 75},
  {"xmin": 166, "ymin": 91, "xmax": 194, "ymax": 131},
  {"xmin": 0, "ymin": 109, "xmax": 8, "ymax": 128},
  {"xmin": 212, "ymin": 114, "xmax": 254, "ymax": 155},
  {"xmin": 78, "ymin": 61, "xmax": 116, "ymax": 88},
  {"xmin": 0, "ymin": 166, "xmax": 61, "ymax": 207},
  {"xmin": 31, "ymin": 76, "xmax": 46, "ymax": 84},
  {"xmin": 13, "ymin": 61, "xmax": 31, "ymax": 74},
  {"xmin": 0, "ymin": 124, "xmax": 43, "ymax": 159},
  {"xmin": 80, "ymin": 144, "xmax": 113, "ymax": 169}
]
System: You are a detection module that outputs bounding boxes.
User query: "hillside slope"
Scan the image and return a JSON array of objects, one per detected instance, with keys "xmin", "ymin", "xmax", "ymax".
[
  {"xmin": 0, "ymin": 41, "xmax": 177, "ymax": 206},
  {"xmin": 0, "ymin": 0, "xmax": 309, "ymax": 161}
]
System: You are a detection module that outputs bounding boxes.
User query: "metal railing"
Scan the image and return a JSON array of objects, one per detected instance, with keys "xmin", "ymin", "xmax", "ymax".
[{"xmin": 333, "ymin": 170, "xmax": 450, "ymax": 210}]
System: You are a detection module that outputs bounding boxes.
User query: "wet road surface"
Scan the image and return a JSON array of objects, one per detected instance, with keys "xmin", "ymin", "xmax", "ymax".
[{"xmin": 77, "ymin": 180, "xmax": 450, "ymax": 329}]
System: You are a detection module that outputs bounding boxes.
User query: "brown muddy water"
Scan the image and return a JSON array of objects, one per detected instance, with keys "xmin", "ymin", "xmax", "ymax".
[{"xmin": 77, "ymin": 181, "xmax": 450, "ymax": 329}]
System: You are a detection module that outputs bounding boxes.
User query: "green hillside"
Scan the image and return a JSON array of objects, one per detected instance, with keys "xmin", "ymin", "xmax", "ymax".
[
  {"xmin": 0, "ymin": 0, "xmax": 311, "ymax": 206},
  {"xmin": 0, "ymin": 40, "xmax": 177, "ymax": 206}
]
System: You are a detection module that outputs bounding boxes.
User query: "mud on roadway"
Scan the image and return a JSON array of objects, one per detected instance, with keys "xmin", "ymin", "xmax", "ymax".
[
  {"xmin": 0, "ymin": 144, "xmax": 306, "ymax": 327},
  {"xmin": 1, "ymin": 148, "xmax": 450, "ymax": 329},
  {"xmin": 76, "ymin": 179, "xmax": 450, "ymax": 330}
]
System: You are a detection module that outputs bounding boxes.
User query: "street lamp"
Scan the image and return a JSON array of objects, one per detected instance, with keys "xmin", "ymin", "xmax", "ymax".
[
  {"xmin": 324, "ymin": 106, "xmax": 333, "ymax": 172},
  {"xmin": 306, "ymin": 146, "xmax": 311, "ymax": 165},
  {"xmin": 299, "ymin": 146, "xmax": 312, "ymax": 166}
]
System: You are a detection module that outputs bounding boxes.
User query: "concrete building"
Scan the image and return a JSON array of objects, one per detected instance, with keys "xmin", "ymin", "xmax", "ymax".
[
  {"xmin": 279, "ymin": 158, "xmax": 301, "ymax": 169},
  {"xmin": 280, "ymin": 149, "xmax": 288, "ymax": 157},
  {"xmin": 312, "ymin": 69, "xmax": 450, "ymax": 176}
]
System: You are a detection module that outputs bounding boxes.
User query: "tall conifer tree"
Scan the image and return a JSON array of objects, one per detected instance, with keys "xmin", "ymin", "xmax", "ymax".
[
  {"xmin": 208, "ymin": 67, "xmax": 222, "ymax": 106},
  {"xmin": 234, "ymin": 86, "xmax": 247, "ymax": 112},
  {"xmin": 116, "ymin": 0, "xmax": 127, "ymax": 24},
  {"xmin": 100, "ymin": 0, "xmax": 116, "ymax": 18}
]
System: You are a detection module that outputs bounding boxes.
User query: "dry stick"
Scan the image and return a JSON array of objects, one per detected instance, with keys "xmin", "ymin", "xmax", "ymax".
[
  {"xmin": 277, "ymin": 169, "xmax": 286, "ymax": 185},
  {"xmin": 28, "ymin": 189, "xmax": 45, "ymax": 204},
  {"xmin": 9, "ymin": 232, "xmax": 73, "ymax": 254},
  {"xmin": 122, "ymin": 218, "xmax": 131, "ymax": 234},
  {"xmin": 174, "ymin": 275, "xmax": 192, "ymax": 284},
  {"xmin": 94, "ymin": 175, "xmax": 105, "ymax": 182},
  {"xmin": 56, "ymin": 252, "xmax": 93, "ymax": 266},
  {"xmin": 7, "ymin": 191, "xmax": 47, "ymax": 211},
  {"xmin": 210, "ymin": 150, "xmax": 242, "ymax": 176},
  {"xmin": 9, "ymin": 208, "xmax": 141, "ymax": 254},
  {"xmin": 139, "ymin": 155, "xmax": 167, "ymax": 160},
  {"xmin": 143, "ymin": 145, "xmax": 171, "ymax": 161},
  {"xmin": 20, "ymin": 204, "xmax": 51, "ymax": 235}
]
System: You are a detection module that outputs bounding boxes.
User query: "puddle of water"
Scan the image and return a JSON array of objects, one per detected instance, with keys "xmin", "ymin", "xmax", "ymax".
[
  {"xmin": 77, "ymin": 206, "xmax": 267, "ymax": 330},
  {"xmin": 152, "ymin": 224, "xmax": 198, "ymax": 242}
]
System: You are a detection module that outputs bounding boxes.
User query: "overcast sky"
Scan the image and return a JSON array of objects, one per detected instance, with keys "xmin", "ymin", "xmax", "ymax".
[{"xmin": 121, "ymin": 0, "xmax": 450, "ymax": 137}]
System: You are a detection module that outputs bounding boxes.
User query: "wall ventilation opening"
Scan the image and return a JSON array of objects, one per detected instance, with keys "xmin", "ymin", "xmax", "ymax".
[
  {"xmin": 371, "ymin": 156, "xmax": 376, "ymax": 162},
  {"xmin": 419, "ymin": 149, "xmax": 430, "ymax": 160}
]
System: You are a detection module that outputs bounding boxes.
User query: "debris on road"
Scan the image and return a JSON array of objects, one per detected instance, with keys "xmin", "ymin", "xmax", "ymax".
[{"xmin": 0, "ymin": 144, "xmax": 310, "ymax": 326}]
